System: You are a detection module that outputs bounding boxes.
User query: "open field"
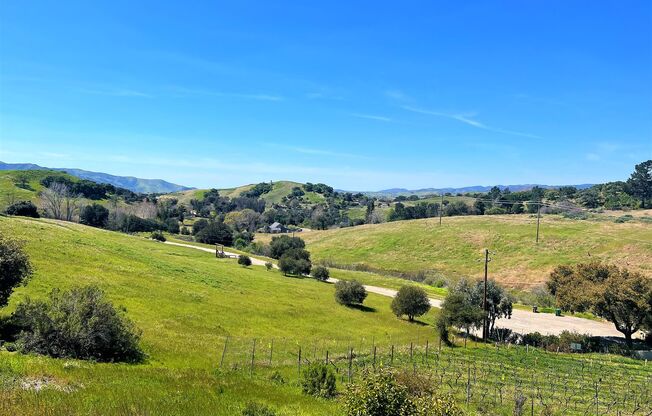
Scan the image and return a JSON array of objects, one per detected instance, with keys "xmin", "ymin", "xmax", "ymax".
[
  {"xmin": 1, "ymin": 216, "xmax": 650, "ymax": 414},
  {"xmin": 0, "ymin": 216, "xmax": 438, "ymax": 414},
  {"xmin": 256, "ymin": 214, "xmax": 652, "ymax": 288}
]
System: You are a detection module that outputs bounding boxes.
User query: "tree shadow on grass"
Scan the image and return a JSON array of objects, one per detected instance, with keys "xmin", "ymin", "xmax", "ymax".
[
  {"xmin": 346, "ymin": 304, "xmax": 376, "ymax": 313},
  {"xmin": 403, "ymin": 318, "xmax": 430, "ymax": 326}
]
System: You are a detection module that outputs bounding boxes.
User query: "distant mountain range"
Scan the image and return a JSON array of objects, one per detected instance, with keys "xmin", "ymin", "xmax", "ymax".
[
  {"xmin": 0, "ymin": 162, "xmax": 193, "ymax": 194},
  {"xmin": 355, "ymin": 184, "xmax": 595, "ymax": 197}
]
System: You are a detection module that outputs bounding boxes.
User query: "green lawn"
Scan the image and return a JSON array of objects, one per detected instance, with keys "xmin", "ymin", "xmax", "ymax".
[{"xmin": 269, "ymin": 214, "xmax": 652, "ymax": 289}]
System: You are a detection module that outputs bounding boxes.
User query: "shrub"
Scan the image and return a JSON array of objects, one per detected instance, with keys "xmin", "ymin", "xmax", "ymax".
[
  {"xmin": 151, "ymin": 230, "xmax": 166, "ymax": 242},
  {"xmin": 391, "ymin": 285, "xmax": 431, "ymax": 321},
  {"xmin": 196, "ymin": 221, "xmax": 233, "ymax": 246},
  {"xmin": 165, "ymin": 218, "xmax": 180, "ymax": 234},
  {"xmin": 234, "ymin": 238, "xmax": 248, "ymax": 250},
  {"xmin": 334, "ymin": 280, "xmax": 367, "ymax": 306},
  {"xmin": 11, "ymin": 286, "xmax": 144, "ymax": 362},
  {"xmin": 278, "ymin": 248, "xmax": 311, "ymax": 276},
  {"xmin": 485, "ymin": 206, "xmax": 507, "ymax": 215},
  {"xmin": 312, "ymin": 266, "xmax": 329, "ymax": 281},
  {"xmin": 343, "ymin": 369, "xmax": 462, "ymax": 416},
  {"xmin": 192, "ymin": 218, "xmax": 209, "ymax": 235},
  {"xmin": 269, "ymin": 235, "xmax": 305, "ymax": 259},
  {"xmin": 343, "ymin": 369, "xmax": 411, "ymax": 415},
  {"xmin": 301, "ymin": 363, "xmax": 336, "ymax": 398},
  {"xmin": 238, "ymin": 255, "xmax": 252, "ymax": 267},
  {"xmin": 180, "ymin": 226, "xmax": 190, "ymax": 235},
  {"xmin": 5, "ymin": 201, "xmax": 39, "ymax": 218},
  {"xmin": 241, "ymin": 402, "xmax": 277, "ymax": 416},
  {"xmin": 0, "ymin": 235, "xmax": 33, "ymax": 307},
  {"xmin": 80, "ymin": 203, "xmax": 109, "ymax": 228},
  {"xmin": 265, "ymin": 262, "xmax": 273, "ymax": 271}
]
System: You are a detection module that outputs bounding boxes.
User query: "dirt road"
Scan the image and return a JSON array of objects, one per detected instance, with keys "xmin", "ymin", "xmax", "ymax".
[{"xmin": 163, "ymin": 240, "xmax": 622, "ymax": 337}]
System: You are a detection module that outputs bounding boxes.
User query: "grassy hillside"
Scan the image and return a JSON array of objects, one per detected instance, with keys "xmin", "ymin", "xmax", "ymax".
[
  {"xmin": 0, "ymin": 216, "xmax": 438, "ymax": 414},
  {"xmin": 166, "ymin": 180, "xmax": 326, "ymax": 206},
  {"xmin": 257, "ymin": 214, "xmax": 652, "ymax": 288},
  {"xmin": 0, "ymin": 169, "xmax": 79, "ymax": 209}
]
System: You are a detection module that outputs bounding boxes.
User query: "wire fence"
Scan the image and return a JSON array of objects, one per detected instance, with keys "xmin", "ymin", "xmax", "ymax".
[{"xmin": 217, "ymin": 336, "xmax": 652, "ymax": 415}]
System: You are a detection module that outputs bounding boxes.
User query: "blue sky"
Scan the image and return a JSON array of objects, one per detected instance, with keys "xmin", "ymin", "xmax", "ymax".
[{"xmin": 1, "ymin": 1, "xmax": 650, "ymax": 190}]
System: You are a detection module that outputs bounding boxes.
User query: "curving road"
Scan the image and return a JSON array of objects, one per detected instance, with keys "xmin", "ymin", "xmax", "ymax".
[{"xmin": 163, "ymin": 240, "xmax": 623, "ymax": 337}]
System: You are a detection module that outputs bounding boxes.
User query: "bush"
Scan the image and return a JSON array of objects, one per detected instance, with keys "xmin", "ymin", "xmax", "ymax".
[
  {"xmin": 278, "ymin": 248, "xmax": 311, "ymax": 276},
  {"xmin": 165, "ymin": 218, "xmax": 180, "ymax": 234},
  {"xmin": 80, "ymin": 203, "xmax": 109, "ymax": 228},
  {"xmin": 0, "ymin": 235, "xmax": 33, "ymax": 307},
  {"xmin": 234, "ymin": 238, "xmax": 248, "ymax": 250},
  {"xmin": 343, "ymin": 369, "xmax": 462, "ymax": 416},
  {"xmin": 269, "ymin": 235, "xmax": 305, "ymax": 259},
  {"xmin": 485, "ymin": 206, "xmax": 507, "ymax": 215},
  {"xmin": 334, "ymin": 280, "xmax": 367, "ymax": 306},
  {"xmin": 301, "ymin": 363, "xmax": 336, "ymax": 398},
  {"xmin": 312, "ymin": 266, "xmax": 329, "ymax": 281},
  {"xmin": 265, "ymin": 262, "xmax": 273, "ymax": 271},
  {"xmin": 5, "ymin": 201, "xmax": 39, "ymax": 218},
  {"xmin": 196, "ymin": 221, "xmax": 234, "ymax": 246},
  {"xmin": 391, "ymin": 285, "xmax": 431, "ymax": 321},
  {"xmin": 192, "ymin": 218, "xmax": 209, "ymax": 235},
  {"xmin": 180, "ymin": 226, "xmax": 190, "ymax": 235},
  {"xmin": 11, "ymin": 286, "xmax": 144, "ymax": 362},
  {"xmin": 238, "ymin": 255, "xmax": 252, "ymax": 267},
  {"xmin": 342, "ymin": 369, "xmax": 411, "ymax": 415},
  {"xmin": 241, "ymin": 402, "xmax": 276, "ymax": 416},
  {"xmin": 151, "ymin": 230, "xmax": 166, "ymax": 242}
]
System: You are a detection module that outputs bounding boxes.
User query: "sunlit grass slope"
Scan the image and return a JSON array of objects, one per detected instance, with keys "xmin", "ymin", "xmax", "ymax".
[
  {"xmin": 258, "ymin": 214, "xmax": 652, "ymax": 288},
  {"xmin": 0, "ymin": 216, "xmax": 439, "ymax": 415}
]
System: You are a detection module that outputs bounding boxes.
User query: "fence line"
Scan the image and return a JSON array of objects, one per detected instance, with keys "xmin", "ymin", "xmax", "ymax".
[{"xmin": 215, "ymin": 336, "xmax": 652, "ymax": 415}]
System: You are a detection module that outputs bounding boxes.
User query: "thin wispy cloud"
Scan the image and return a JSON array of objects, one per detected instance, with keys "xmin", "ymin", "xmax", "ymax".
[
  {"xmin": 265, "ymin": 143, "xmax": 370, "ymax": 159},
  {"xmin": 169, "ymin": 86, "xmax": 284, "ymax": 102},
  {"xmin": 401, "ymin": 106, "xmax": 541, "ymax": 139},
  {"xmin": 385, "ymin": 89, "xmax": 412, "ymax": 102},
  {"xmin": 349, "ymin": 113, "xmax": 394, "ymax": 122},
  {"xmin": 586, "ymin": 153, "xmax": 601, "ymax": 161},
  {"xmin": 79, "ymin": 88, "xmax": 152, "ymax": 98}
]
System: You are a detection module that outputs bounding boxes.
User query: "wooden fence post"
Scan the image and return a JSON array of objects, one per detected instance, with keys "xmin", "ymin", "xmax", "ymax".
[
  {"xmin": 250, "ymin": 339, "xmax": 256, "ymax": 376},
  {"xmin": 219, "ymin": 336, "xmax": 229, "ymax": 368},
  {"xmin": 348, "ymin": 347, "xmax": 353, "ymax": 382},
  {"xmin": 298, "ymin": 346, "xmax": 302, "ymax": 378}
]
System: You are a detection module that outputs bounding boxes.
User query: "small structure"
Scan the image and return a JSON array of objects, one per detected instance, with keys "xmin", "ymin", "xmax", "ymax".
[{"xmin": 269, "ymin": 222, "xmax": 289, "ymax": 234}]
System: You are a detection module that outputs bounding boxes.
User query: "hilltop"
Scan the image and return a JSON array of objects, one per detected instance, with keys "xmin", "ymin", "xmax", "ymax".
[{"xmin": 0, "ymin": 161, "xmax": 192, "ymax": 194}]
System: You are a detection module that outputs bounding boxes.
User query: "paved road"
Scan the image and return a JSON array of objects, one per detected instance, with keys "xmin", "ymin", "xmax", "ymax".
[{"xmin": 163, "ymin": 240, "xmax": 623, "ymax": 337}]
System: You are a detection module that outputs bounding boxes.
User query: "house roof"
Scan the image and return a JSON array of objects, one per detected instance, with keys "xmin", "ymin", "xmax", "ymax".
[{"xmin": 270, "ymin": 222, "xmax": 282, "ymax": 228}]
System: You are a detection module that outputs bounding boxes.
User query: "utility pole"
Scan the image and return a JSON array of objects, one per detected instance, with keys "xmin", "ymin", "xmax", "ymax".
[
  {"xmin": 439, "ymin": 193, "xmax": 444, "ymax": 226},
  {"xmin": 482, "ymin": 249, "xmax": 488, "ymax": 340},
  {"xmin": 536, "ymin": 202, "xmax": 541, "ymax": 244}
]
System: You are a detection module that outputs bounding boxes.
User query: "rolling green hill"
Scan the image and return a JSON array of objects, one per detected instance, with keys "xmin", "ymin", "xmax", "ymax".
[
  {"xmin": 166, "ymin": 180, "xmax": 326, "ymax": 206},
  {"xmin": 0, "ymin": 216, "xmax": 437, "ymax": 414},
  {"xmin": 0, "ymin": 169, "xmax": 80, "ymax": 209},
  {"xmin": 256, "ymin": 214, "xmax": 652, "ymax": 289}
]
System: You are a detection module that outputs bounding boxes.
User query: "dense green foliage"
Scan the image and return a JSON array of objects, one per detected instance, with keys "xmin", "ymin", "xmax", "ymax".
[
  {"xmin": 312, "ymin": 266, "xmax": 330, "ymax": 281},
  {"xmin": 342, "ymin": 369, "xmax": 463, "ymax": 416},
  {"xmin": 151, "ymin": 230, "xmax": 166, "ymax": 242},
  {"xmin": 627, "ymin": 160, "xmax": 652, "ymax": 208},
  {"xmin": 5, "ymin": 201, "xmax": 39, "ymax": 218},
  {"xmin": 269, "ymin": 235, "xmax": 305, "ymax": 259},
  {"xmin": 391, "ymin": 285, "xmax": 431, "ymax": 321},
  {"xmin": 80, "ymin": 203, "xmax": 109, "ymax": 227},
  {"xmin": 0, "ymin": 235, "xmax": 32, "ymax": 307},
  {"xmin": 300, "ymin": 363, "xmax": 336, "ymax": 398},
  {"xmin": 10, "ymin": 286, "xmax": 144, "ymax": 362},
  {"xmin": 278, "ymin": 248, "xmax": 311, "ymax": 276},
  {"xmin": 334, "ymin": 280, "xmax": 367, "ymax": 306},
  {"xmin": 238, "ymin": 255, "xmax": 252, "ymax": 267},
  {"xmin": 241, "ymin": 402, "xmax": 277, "ymax": 416},
  {"xmin": 195, "ymin": 221, "xmax": 234, "ymax": 246},
  {"xmin": 548, "ymin": 262, "xmax": 652, "ymax": 345}
]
